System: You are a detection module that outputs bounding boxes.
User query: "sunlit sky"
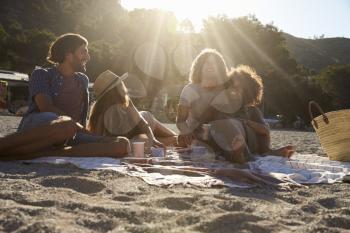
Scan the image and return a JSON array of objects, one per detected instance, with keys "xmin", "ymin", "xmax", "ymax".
[{"xmin": 122, "ymin": 0, "xmax": 350, "ymax": 39}]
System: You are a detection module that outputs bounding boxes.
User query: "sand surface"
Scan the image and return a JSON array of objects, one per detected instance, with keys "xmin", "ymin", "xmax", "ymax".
[{"xmin": 1, "ymin": 116, "xmax": 350, "ymax": 233}]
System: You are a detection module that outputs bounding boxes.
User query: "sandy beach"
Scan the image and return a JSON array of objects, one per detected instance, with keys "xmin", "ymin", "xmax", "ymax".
[{"xmin": 1, "ymin": 116, "xmax": 350, "ymax": 233}]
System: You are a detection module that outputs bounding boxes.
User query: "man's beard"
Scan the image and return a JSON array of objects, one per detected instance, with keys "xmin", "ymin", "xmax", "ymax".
[{"xmin": 72, "ymin": 59, "xmax": 86, "ymax": 72}]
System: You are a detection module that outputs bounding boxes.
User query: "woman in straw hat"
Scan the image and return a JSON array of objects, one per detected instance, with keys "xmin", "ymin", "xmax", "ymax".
[{"xmin": 87, "ymin": 70, "xmax": 177, "ymax": 148}]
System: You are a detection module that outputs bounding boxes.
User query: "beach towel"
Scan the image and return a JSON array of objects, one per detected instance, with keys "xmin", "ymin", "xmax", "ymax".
[
  {"xmin": 23, "ymin": 148, "xmax": 293, "ymax": 189},
  {"xmin": 25, "ymin": 156, "xmax": 254, "ymax": 188},
  {"xmin": 22, "ymin": 152, "xmax": 345, "ymax": 188},
  {"xmin": 249, "ymin": 153, "xmax": 350, "ymax": 184}
]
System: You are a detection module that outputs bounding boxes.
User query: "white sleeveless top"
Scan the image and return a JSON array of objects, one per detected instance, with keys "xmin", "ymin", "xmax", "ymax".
[{"xmin": 103, "ymin": 104, "xmax": 140, "ymax": 135}]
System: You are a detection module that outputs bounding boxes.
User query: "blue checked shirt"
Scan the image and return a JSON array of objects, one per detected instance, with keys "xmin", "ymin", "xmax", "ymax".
[{"xmin": 23, "ymin": 66, "xmax": 90, "ymax": 126}]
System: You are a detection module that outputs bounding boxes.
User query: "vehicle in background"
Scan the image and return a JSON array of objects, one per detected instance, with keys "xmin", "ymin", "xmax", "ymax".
[
  {"xmin": 0, "ymin": 70, "xmax": 29, "ymax": 115},
  {"xmin": 264, "ymin": 115, "xmax": 284, "ymax": 129}
]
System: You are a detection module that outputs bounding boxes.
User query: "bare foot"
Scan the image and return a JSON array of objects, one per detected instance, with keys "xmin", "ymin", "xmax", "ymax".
[{"xmin": 269, "ymin": 145, "xmax": 294, "ymax": 158}]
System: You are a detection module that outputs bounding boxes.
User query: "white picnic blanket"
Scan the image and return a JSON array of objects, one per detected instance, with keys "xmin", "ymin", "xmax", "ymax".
[
  {"xmin": 27, "ymin": 155, "xmax": 252, "ymax": 189},
  {"xmin": 25, "ymin": 153, "xmax": 349, "ymax": 188},
  {"xmin": 249, "ymin": 153, "xmax": 350, "ymax": 184}
]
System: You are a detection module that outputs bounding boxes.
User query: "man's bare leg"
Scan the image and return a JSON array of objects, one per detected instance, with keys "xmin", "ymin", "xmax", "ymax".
[
  {"xmin": 35, "ymin": 137, "xmax": 130, "ymax": 158},
  {"xmin": 0, "ymin": 117, "xmax": 77, "ymax": 157},
  {"xmin": 0, "ymin": 137, "xmax": 130, "ymax": 161}
]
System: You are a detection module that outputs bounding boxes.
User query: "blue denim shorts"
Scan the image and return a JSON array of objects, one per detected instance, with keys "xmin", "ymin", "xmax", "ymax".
[{"xmin": 18, "ymin": 112, "xmax": 104, "ymax": 146}]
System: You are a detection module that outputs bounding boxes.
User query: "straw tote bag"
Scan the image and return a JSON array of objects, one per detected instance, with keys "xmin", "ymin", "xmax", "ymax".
[{"xmin": 309, "ymin": 101, "xmax": 350, "ymax": 161}]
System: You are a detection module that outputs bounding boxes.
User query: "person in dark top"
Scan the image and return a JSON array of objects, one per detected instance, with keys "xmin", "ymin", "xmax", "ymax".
[{"xmin": 214, "ymin": 65, "xmax": 294, "ymax": 159}]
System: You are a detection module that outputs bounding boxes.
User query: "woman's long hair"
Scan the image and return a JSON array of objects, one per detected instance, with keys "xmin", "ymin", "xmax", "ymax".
[
  {"xmin": 189, "ymin": 48, "xmax": 228, "ymax": 84},
  {"xmin": 87, "ymin": 87, "xmax": 129, "ymax": 133}
]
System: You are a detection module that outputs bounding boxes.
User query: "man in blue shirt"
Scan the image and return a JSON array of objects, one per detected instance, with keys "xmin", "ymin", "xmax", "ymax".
[{"xmin": 0, "ymin": 33, "xmax": 130, "ymax": 159}]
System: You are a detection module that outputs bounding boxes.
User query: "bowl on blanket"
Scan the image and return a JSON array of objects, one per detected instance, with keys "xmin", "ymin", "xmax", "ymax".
[
  {"xmin": 190, "ymin": 146, "xmax": 216, "ymax": 161},
  {"xmin": 191, "ymin": 146, "xmax": 207, "ymax": 155}
]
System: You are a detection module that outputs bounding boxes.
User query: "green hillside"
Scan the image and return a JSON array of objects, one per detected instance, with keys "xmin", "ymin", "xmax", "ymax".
[{"xmin": 283, "ymin": 33, "xmax": 350, "ymax": 71}]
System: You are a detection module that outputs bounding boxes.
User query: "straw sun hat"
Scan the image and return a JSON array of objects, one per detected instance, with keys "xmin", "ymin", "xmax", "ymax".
[{"xmin": 93, "ymin": 70, "xmax": 128, "ymax": 100}]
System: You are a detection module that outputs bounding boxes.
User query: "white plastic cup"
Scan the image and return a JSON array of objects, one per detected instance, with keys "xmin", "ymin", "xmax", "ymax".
[
  {"xmin": 151, "ymin": 147, "xmax": 165, "ymax": 157},
  {"xmin": 133, "ymin": 142, "xmax": 145, "ymax": 158},
  {"xmin": 202, "ymin": 124, "xmax": 211, "ymax": 140}
]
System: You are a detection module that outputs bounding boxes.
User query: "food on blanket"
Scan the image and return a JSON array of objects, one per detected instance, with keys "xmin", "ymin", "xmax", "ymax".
[
  {"xmin": 151, "ymin": 147, "xmax": 165, "ymax": 157},
  {"xmin": 132, "ymin": 141, "xmax": 145, "ymax": 158},
  {"xmin": 174, "ymin": 147, "xmax": 192, "ymax": 153},
  {"xmin": 191, "ymin": 146, "xmax": 207, "ymax": 155}
]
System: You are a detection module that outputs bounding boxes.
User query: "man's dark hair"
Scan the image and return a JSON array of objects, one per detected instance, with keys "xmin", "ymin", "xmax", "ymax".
[{"xmin": 47, "ymin": 33, "xmax": 88, "ymax": 64}]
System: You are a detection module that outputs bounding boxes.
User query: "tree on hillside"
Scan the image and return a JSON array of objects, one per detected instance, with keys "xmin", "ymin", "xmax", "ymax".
[
  {"xmin": 0, "ymin": 22, "xmax": 55, "ymax": 73},
  {"xmin": 0, "ymin": 0, "xmax": 128, "ymax": 76},
  {"xmin": 315, "ymin": 64, "xmax": 350, "ymax": 109}
]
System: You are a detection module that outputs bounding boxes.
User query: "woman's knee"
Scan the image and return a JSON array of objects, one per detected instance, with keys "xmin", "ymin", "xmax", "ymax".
[{"xmin": 140, "ymin": 111, "xmax": 156, "ymax": 130}]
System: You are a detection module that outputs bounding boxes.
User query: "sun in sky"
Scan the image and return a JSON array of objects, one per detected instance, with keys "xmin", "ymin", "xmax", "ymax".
[
  {"xmin": 122, "ymin": 0, "xmax": 350, "ymax": 38},
  {"xmin": 122, "ymin": 0, "xmax": 257, "ymax": 32},
  {"xmin": 122, "ymin": 0, "xmax": 350, "ymax": 96},
  {"xmin": 123, "ymin": 0, "xmax": 288, "ymax": 82}
]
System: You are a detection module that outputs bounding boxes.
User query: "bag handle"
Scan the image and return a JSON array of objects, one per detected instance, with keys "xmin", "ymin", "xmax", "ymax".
[{"xmin": 308, "ymin": 101, "xmax": 329, "ymax": 129}]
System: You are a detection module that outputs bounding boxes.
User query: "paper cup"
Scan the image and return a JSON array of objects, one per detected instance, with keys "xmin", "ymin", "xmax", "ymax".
[
  {"xmin": 133, "ymin": 142, "xmax": 145, "ymax": 158},
  {"xmin": 202, "ymin": 124, "xmax": 211, "ymax": 140}
]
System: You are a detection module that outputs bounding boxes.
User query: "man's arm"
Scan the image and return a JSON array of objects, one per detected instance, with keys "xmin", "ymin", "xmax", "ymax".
[
  {"xmin": 35, "ymin": 94, "xmax": 92, "ymax": 134},
  {"xmin": 29, "ymin": 69, "xmax": 66, "ymax": 116},
  {"xmin": 34, "ymin": 94, "xmax": 66, "ymax": 115},
  {"xmin": 244, "ymin": 120, "xmax": 269, "ymax": 135}
]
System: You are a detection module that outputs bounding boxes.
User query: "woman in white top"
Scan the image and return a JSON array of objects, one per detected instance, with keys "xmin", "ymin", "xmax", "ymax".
[
  {"xmin": 87, "ymin": 70, "xmax": 177, "ymax": 148},
  {"xmin": 176, "ymin": 49, "xmax": 247, "ymax": 163}
]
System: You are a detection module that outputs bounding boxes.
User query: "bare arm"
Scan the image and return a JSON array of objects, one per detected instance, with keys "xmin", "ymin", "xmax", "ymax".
[
  {"xmin": 244, "ymin": 120, "xmax": 269, "ymax": 135},
  {"xmin": 34, "ymin": 93, "xmax": 66, "ymax": 115},
  {"xmin": 244, "ymin": 107, "xmax": 269, "ymax": 135},
  {"xmin": 244, "ymin": 120, "xmax": 271, "ymax": 154},
  {"xmin": 176, "ymin": 105, "xmax": 195, "ymax": 146},
  {"xmin": 176, "ymin": 105, "xmax": 192, "ymax": 134},
  {"xmin": 128, "ymin": 101, "xmax": 163, "ymax": 147},
  {"xmin": 34, "ymin": 94, "xmax": 92, "ymax": 134}
]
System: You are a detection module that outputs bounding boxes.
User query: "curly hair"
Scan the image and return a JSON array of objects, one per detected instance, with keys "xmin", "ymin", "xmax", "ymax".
[
  {"xmin": 228, "ymin": 65, "xmax": 263, "ymax": 106},
  {"xmin": 47, "ymin": 33, "xmax": 88, "ymax": 64},
  {"xmin": 189, "ymin": 48, "xmax": 228, "ymax": 84}
]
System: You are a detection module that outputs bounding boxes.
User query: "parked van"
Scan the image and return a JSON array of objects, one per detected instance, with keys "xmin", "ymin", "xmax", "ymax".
[{"xmin": 0, "ymin": 70, "xmax": 29, "ymax": 115}]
